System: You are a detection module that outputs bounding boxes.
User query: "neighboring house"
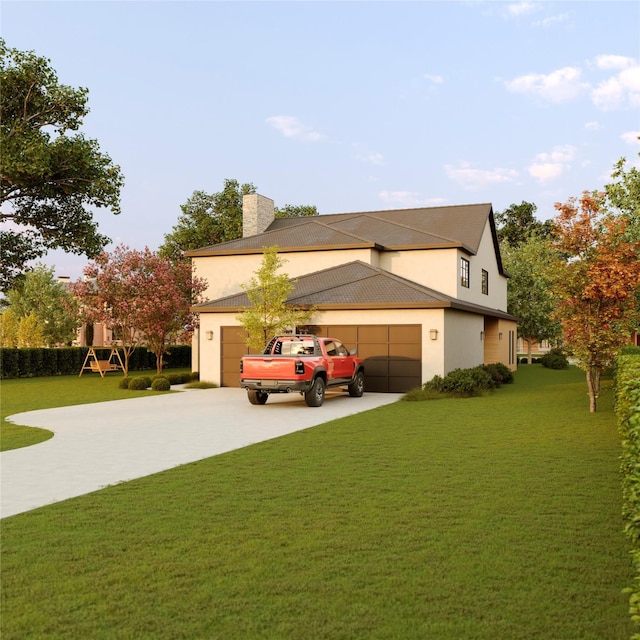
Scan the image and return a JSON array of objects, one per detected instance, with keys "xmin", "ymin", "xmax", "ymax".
[{"xmin": 187, "ymin": 194, "xmax": 518, "ymax": 392}]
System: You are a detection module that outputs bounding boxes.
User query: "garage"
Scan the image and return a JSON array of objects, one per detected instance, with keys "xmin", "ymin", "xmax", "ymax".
[{"xmin": 220, "ymin": 324, "xmax": 421, "ymax": 393}]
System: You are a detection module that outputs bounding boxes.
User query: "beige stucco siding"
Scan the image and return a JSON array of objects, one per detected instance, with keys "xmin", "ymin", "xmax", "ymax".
[
  {"xmin": 456, "ymin": 220, "xmax": 507, "ymax": 310},
  {"xmin": 194, "ymin": 248, "xmax": 377, "ymax": 301},
  {"xmin": 378, "ymin": 249, "xmax": 458, "ymax": 297}
]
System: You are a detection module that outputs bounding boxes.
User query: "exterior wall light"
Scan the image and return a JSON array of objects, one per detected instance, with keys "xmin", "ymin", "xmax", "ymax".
[
  {"xmin": 429, "ymin": 329, "xmax": 438, "ymax": 341},
  {"xmin": 499, "ymin": 332, "xmax": 503, "ymax": 340},
  {"xmin": 205, "ymin": 330, "xmax": 214, "ymax": 341},
  {"xmin": 480, "ymin": 331, "xmax": 485, "ymax": 341}
]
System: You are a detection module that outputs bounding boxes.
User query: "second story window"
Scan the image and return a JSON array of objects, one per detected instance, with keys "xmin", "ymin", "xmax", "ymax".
[
  {"xmin": 481, "ymin": 269, "xmax": 489, "ymax": 295},
  {"xmin": 460, "ymin": 257, "xmax": 470, "ymax": 288}
]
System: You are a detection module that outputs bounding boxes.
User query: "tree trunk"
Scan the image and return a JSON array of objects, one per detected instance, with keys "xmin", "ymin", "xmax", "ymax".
[
  {"xmin": 527, "ymin": 338, "xmax": 533, "ymax": 364},
  {"xmin": 586, "ymin": 367, "xmax": 601, "ymax": 413}
]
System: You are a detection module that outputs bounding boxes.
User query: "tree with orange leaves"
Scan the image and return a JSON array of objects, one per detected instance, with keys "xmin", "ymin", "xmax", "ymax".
[{"xmin": 549, "ymin": 192, "xmax": 640, "ymax": 412}]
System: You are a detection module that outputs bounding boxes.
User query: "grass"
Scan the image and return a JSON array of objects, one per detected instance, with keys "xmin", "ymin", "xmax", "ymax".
[
  {"xmin": 0, "ymin": 366, "xmax": 633, "ymax": 639},
  {"xmin": 0, "ymin": 370, "xmax": 189, "ymax": 451}
]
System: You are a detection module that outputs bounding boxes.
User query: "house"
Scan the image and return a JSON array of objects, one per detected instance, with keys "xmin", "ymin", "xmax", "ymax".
[{"xmin": 187, "ymin": 194, "xmax": 518, "ymax": 392}]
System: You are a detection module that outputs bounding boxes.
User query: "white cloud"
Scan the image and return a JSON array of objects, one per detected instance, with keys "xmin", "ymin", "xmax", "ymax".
[
  {"xmin": 621, "ymin": 131, "xmax": 640, "ymax": 145},
  {"xmin": 357, "ymin": 151, "xmax": 384, "ymax": 166},
  {"xmin": 266, "ymin": 116, "xmax": 324, "ymax": 142},
  {"xmin": 507, "ymin": 2, "xmax": 536, "ymax": 17},
  {"xmin": 585, "ymin": 121, "xmax": 600, "ymax": 130},
  {"xmin": 594, "ymin": 55, "xmax": 637, "ymax": 71},
  {"xmin": 504, "ymin": 66, "xmax": 588, "ymax": 103},
  {"xmin": 591, "ymin": 64, "xmax": 640, "ymax": 110},
  {"xmin": 444, "ymin": 162, "xmax": 519, "ymax": 190},
  {"xmin": 423, "ymin": 74, "xmax": 444, "ymax": 84},
  {"xmin": 528, "ymin": 145, "xmax": 576, "ymax": 182},
  {"xmin": 378, "ymin": 191, "xmax": 446, "ymax": 208},
  {"xmin": 534, "ymin": 13, "xmax": 569, "ymax": 27}
]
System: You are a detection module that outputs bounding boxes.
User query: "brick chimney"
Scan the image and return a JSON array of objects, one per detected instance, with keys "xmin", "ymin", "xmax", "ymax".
[{"xmin": 243, "ymin": 194, "xmax": 275, "ymax": 238}]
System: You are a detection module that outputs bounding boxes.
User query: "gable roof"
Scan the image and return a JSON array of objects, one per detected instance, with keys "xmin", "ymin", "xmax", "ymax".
[
  {"xmin": 193, "ymin": 260, "xmax": 516, "ymax": 320},
  {"xmin": 185, "ymin": 203, "xmax": 496, "ymax": 260}
]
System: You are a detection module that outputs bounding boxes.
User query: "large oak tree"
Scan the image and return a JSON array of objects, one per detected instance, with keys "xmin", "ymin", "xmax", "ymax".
[{"xmin": 0, "ymin": 39, "xmax": 124, "ymax": 291}]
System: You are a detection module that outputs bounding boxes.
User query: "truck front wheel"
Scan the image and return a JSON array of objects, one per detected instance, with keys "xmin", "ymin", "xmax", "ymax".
[
  {"xmin": 348, "ymin": 371, "xmax": 365, "ymax": 397},
  {"xmin": 305, "ymin": 377, "xmax": 325, "ymax": 407},
  {"xmin": 247, "ymin": 390, "xmax": 268, "ymax": 405}
]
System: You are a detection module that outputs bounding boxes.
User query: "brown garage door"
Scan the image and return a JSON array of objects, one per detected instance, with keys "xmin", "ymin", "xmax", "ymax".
[
  {"xmin": 313, "ymin": 324, "xmax": 421, "ymax": 393},
  {"xmin": 220, "ymin": 324, "xmax": 421, "ymax": 392},
  {"xmin": 220, "ymin": 326, "xmax": 250, "ymax": 388}
]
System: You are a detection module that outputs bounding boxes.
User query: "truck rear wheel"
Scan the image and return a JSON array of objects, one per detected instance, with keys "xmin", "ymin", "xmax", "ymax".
[
  {"xmin": 348, "ymin": 371, "xmax": 365, "ymax": 397},
  {"xmin": 247, "ymin": 390, "xmax": 268, "ymax": 405},
  {"xmin": 305, "ymin": 377, "xmax": 325, "ymax": 407}
]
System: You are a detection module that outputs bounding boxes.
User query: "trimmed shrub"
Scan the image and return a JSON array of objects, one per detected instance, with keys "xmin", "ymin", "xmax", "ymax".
[
  {"xmin": 184, "ymin": 380, "xmax": 217, "ymax": 389},
  {"xmin": 128, "ymin": 376, "xmax": 152, "ymax": 390},
  {"xmin": 118, "ymin": 377, "xmax": 132, "ymax": 389},
  {"xmin": 541, "ymin": 348, "xmax": 569, "ymax": 370},
  {"xmin": 165, "ymin": 372, "xmax": 183, "ymax": 385},
  {"xmin": 424, "ymin": 366, "xmax": 495, "ymax": 397},
  {"xmin": 483, "ymin": 362, "xmax": 514, "ymax": 385},
  {"xmin": 190, "ymin": 371, "xmax": 199, "ymax": 381},
  {"xmin": 151, "ymin": 377, "xmax": 171, "ymax": 391},
  {"xmin": 616, "ymin": 353, "xmax": 640, "ymax": 633}
]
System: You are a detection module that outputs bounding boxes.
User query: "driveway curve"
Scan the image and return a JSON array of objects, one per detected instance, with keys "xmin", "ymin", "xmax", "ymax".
[{"xmin": 1, "ymin": 387, "xmax": 401, "ymax": 519}]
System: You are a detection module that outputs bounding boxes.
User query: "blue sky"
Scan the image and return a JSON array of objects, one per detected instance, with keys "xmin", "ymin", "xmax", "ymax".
[{"xmin": 3, "ymin": 0, "xmax": 639, "ymax": 280}]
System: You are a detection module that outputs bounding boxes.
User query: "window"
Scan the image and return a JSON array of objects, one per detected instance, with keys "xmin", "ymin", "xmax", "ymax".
[
  {"xmin": 481, "ymin": 269, "xmax": 489, "ymax": 295},
  {"xmin": 460, "ymin": 257, "xmax": 470, "ymax": 288}
]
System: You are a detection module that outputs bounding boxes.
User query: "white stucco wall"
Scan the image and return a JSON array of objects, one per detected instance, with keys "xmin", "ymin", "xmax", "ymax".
[{"xmin": 442, "ymin": 309, "xmax": 485, "ymax": 373}]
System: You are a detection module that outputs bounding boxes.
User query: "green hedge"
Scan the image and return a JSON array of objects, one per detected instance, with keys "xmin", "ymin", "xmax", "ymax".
[
  {"xmin": 0, "ymin": 346, "xmax": 192, "ymax": 378},
  {"xmin": 616, "ymin": 353, "xmax": 640, "ymax": 635}
]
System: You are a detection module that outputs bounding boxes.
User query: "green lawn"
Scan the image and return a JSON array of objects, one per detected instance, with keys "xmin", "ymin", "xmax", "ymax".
[{"xmin": 0, "ymin": 366, "xmax": 633, "ymax": 639}]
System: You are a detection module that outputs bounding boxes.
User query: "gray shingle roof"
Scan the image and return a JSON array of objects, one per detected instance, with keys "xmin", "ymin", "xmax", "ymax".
[
  {"xmin": 194, "ymin": 260, "xmax": 516, "ymax": 320},
  {"xmin": 186, "ymin": 203, "xmax": 494, "ymax": 257}
]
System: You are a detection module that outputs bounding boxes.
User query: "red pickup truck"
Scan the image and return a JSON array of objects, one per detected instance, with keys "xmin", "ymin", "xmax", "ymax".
[{"xmin": 239, "ymin": 335, "xmax": 365, "ymax": 407}]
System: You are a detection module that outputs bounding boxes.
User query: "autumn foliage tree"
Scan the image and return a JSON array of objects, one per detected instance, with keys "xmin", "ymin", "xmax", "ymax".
[
  {"xmin": 549, "ymin": 192, "xmax": 640, "ymax": 412},
  {"xmin": 73, "ymin": 245, "xmax": 207, "ymax": 374}
]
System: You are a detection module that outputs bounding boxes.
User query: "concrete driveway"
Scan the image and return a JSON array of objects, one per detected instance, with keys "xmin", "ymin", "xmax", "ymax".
[{"xmin": 1, "ymin": 387, "xmax": 401, "ymax": 519}]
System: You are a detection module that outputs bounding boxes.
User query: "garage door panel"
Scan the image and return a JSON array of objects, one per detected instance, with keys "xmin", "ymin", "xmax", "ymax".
[
  {"xmin": 358, "ymin": 325, "xmax": 389, "ymax": 342},
  {"xmin": 363, "ymin": 357, "xmax": 389, "ymax": 377},
  {"xmin": 389, "ymin": 377, "xmax": 419, "ymax": 393},
  {"xmin": 389, "ymin": 325, "xmax": 421, "ymax": 342},
  {"xmin": 389, "ymin": 359, "xmax": 421, "ymax": 377},
  {"xmin": 358, "ymin": 345, "xmax": 389, "ymax": 360},
  {"xmin": 390, "ymin": 343, "xmax": 421, "ymax": 358}
]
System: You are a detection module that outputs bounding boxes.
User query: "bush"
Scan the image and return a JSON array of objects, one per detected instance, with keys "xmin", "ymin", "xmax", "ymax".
[
  {"xmin": 423, "ymin": 366, "xmax": 495, "ymax": 397},
  {"xmin": 483, "ymin": 362, "xmax": 514, "ymax": 385},
  {"xmin": 541, "ymin": 348, "xmax": 569, "ymax": 370},
  {"xmin": 184, "ymin": 381, "xmax": 218, "ymax": 389},
  {"xmin": 118, "ymin": 377, "xmax": 132, "ymax": 389},
  {"xmin": 128, "ymin": 376, "xmax": 152, "ymax": 390},
  {"xmin": 151, "ymin": 377, "xmax": 171, "ymax": 391},
  {"xmin": 616, "ymin": 353, "xmax": 640, "ymax": 633}
]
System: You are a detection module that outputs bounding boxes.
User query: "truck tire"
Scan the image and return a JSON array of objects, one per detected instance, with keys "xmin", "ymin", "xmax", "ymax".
[
  {"xmin": 247, "ymin": 390, "xmax": 268, "ymax": 405},
  {"xmin": 348, "ymin": 371, "xmax": 365, "ymax": 397},
  {"xmin": 305, "ymin": 376, "xmax": 325, "ymax": 407}
]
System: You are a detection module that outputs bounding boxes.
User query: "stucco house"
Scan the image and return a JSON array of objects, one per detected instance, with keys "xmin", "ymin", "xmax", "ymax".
[{"xmin": 187, "ymin": 194, "xmax": 518, "ymax": 393}]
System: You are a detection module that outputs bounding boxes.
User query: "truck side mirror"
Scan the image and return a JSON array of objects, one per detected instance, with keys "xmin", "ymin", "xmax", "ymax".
[{"xmin": 349, "ymin": 349, "xmax": 357, "ymax": 356}]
